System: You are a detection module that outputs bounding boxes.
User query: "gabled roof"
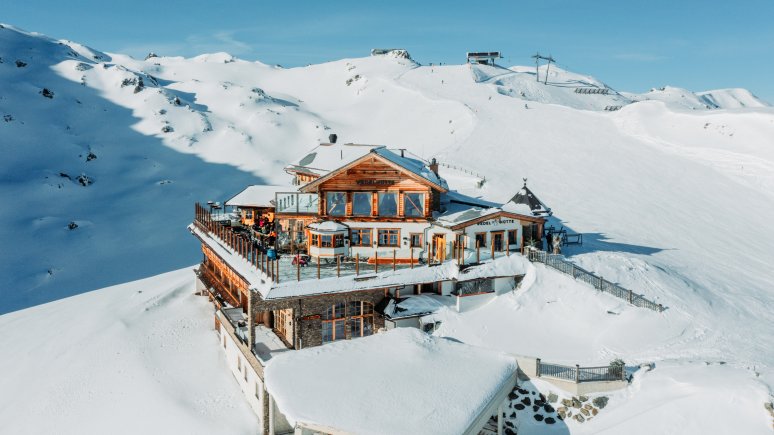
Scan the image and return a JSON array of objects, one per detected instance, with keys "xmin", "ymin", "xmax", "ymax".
[
  {"xmin": 505, "ymin": 179, "xmax": 552, "ymax": 216},
  {"xmin": 226, "ymin": 185, "xmax": 291, "ymax": 208},
  {"xmin": 298, "ymin": 148, "xmax": 448, "ymax": 193},
  {"xmin": 284, "ymin": 142, "xmax": 382, "ymax": 177}
]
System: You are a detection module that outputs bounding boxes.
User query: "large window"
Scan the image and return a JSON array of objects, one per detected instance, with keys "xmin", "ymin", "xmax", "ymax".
[
  {"xmin": 351, "ymin": 228, "xmax": 372, "ymax": 247},
  {"xmin": 320, "ymin": 234, "xmax": 344, "ymax": 248},
  {"xmin": 475, "ymin": 232, "xmax": 487, "ymax": 247},
  {"xmin": 410, "ymin": 233, "xmax": 423, "ymax": 248},
  {"xmin": 321, "ymin": 301, "xmax": 374, "ymax": 343},
  {"xmin": 348, "ymin": 301, "xmax": 374, "ymax": 338},
  {"xmin": 352, "ymin": 192, "xmax": 372, "ymax": 216},
  {"xmin": 377, "ymin": 192, "xmax": 398, "ymax": 217},
  {"xmin": 322, "ymin": 302, "xmax": 346, "ymax": 343},
  {"xmin": 378, "ymin": 229, "xmax": 400, "ymax": 247},
  {"xmin": 403, "ymin": 192, "xmax": 425, "ymax": 217},
  {"xmin": 326, "ymin": 192, "xmax": 346, "ymax": 216},
  {"xmin": 508, "ymin": 230, "xmax": 518, "ymax": 246}
]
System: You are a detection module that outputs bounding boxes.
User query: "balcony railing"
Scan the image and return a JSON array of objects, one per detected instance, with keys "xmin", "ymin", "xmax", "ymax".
[{"xmin": 275, "ymin": 192, "xmax": 318, "ymax": 214}]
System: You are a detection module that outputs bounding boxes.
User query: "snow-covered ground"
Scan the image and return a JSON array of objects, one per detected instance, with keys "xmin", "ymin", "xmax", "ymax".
[
  {"xmin": 0, "ymin": 267, "xmax": 257, "ymax": 434},
  {"xmin": 2, "ymin": 22, "xmax": 774, "ymax": 434}
]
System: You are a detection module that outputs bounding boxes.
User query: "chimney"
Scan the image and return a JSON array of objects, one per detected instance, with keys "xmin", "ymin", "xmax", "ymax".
[
  {"xmin": 429, "ymin": 158, "xmax": 439, "ymax": 176},
  {"xmin": 328, "ymin": 133, "xmax": 337, "ymax": 144},
  {"xmin": 400, "ymin": 149, "xmax": 405, "ymax": 157}
]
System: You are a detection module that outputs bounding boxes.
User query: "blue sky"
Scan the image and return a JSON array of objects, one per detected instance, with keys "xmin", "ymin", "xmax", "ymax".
[{"xmin": 6, "ymin": 0, "xmax": 774, "ymax": 102}]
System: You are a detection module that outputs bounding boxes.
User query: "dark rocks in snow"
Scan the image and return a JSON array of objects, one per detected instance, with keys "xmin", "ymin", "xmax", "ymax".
[
  {"xmin": 40, "ymin": 88, "xmax": 54, "ymax": 99},
  {"xmin": 121, "ymin": 77, "xmax": 137, "ymax": 88},
  {"xmin": 509, "ymin": 412, "xmax": 516, "ymax": 419},
  {"xmin": 508, "ymin": 392, "xmax": 518, "ymax": 400},
  {"xmin": 145, "ymin": 52, "xmax": 158, "ymax": 60},
  {"xmin": 579, "ymin": 395, "xmax": 589, "ymax": 402},
  {"xmin": 68, "ymin": 221, "xmax": 78, "ymax": 230},
  {"xmin": 533, "ymin": 414, "xmax": 544, "ymax": 421},
  {"xmin": 3, "ymin": 114, "xmax": 13, "ymax": 122},
  {"xmin": 76, "ymin": 174, "xmax": 94, "ymax": 186},
  {"xmin": 504, "ymin": 428, "xmax": 516, "ymax": 435},
  {"xmin": 133, "ymin": 77, "xmax": 145, "ymax": 93},
  {"xmin": 532, "ymin": 405, "xmax": 539, "ymax": 412},
  {"xmin": 161, "ymin": 125, "xmax": 174, "ymax": 133},
  {"xmin": 59, "ymin": 172, "xmax": 71, "ymax": 180},
  {"xmin": 543, "ymin": 404, "xmax": 555, "ymax": 413},
  {"xmin": 75, "ymin": 62, "xmax": 93, "ymax": 71},
  {"xmin": 86, "ymin": 152, "xmax": 97, "ymax": 161},
  {"xmin": 520, "ymin": 397, "xmax": 531, "ymax": 406},
  {"xmin": 592, "ymin": 396, "xmax": 609, "ymax": 409},
  {"xmin": 547, "ymin": 392, "xmax": 558, "ymax": 403},
  {"xmin": 15, "ymin": 60, "xmax": 27, "ymax": 68},
  {"xmin": 345, "ymin": 74, "xmax": 361, "ymax": 86},
  {"xmin": 158, "ymin": 109, "xmax": 167, "ymax": 115},
  {"xmin": 172, "ymin": 97, "xmax": 181, "ymax": 106},
  {"xmin": 545, "ymin": 417, "xmax": 556, "ymax": 424},
  {"xmin": 514, "ymin": 403, "xmax": 525, "ymax": 410}
]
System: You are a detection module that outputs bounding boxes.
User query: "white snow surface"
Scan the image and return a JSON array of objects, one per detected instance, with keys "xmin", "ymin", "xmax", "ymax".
[
  {"xmin": 264, "ymin": 328, "xmax": 517, "ymax": 435},
  {"xmin": 0, "ymin": 267, "xmax": 257, "ymax": 434}
]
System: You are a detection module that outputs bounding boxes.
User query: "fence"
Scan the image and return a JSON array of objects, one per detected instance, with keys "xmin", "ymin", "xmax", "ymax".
[
  {"xmin": 537, "ymin": 359, "xmax": 624, "ymax": 383},
  {"xmin": 526, "ymin": 250, "xmax": 665, "ymax": 312}
]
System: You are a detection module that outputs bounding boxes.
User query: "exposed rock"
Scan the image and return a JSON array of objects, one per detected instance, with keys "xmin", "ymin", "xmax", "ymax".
[
  {"xmin": 521, "ymin": 397, "xmax": 531, "ymax": 406},
  {"xmin": 533, "ymin": 414, "xmax": 544, "ymax": 422},
  {"xmin": 593, "ymin": 396, "xmax": 609, "ymax": 409},
  {"xmin": 508, "ymin": 392, "xmax": 518, "ymax": 400},
  {"xmin": 134, "ymin": 77, "xmax": 145, "ymax": 93},
  {"xmin": 509, "ymin": 412, "xmax": 516, "ymax": 419},
  {"xmin": 76, "ymin": 174, "xmax": 93, "ymax": 186},
  {"xmin": 571, "ymin": 398, "xmax": 581, "ymax": 408},
  {"xmin": 505, "ymin": 420, "xmax": 514, "ymax": 428},
  {"xmin": 547, "ymin": 393, "xmax": 558, "ymax": 403},
  {"xmin": 562, "ymin": 399, "xmax": 573, "ymax": 407},
  {"xmin": 161, "ymin": 125, "xmax": 174, "ymax": 133},
  {"xmin": 574, "ymin": 414, "xmax": 585, "ymax": 423},
  {"xmin": 345, "ymin": 74, "xmax": 362, "ymax": 86},
  {"xmin": 583, "ymin": 403, "xmax": 593, "ymax": 410},
  {"xmin": 580, "ymin": 408, "xmax": 590, "ymax": 416},
  {"xmin": 514, "ymin": 403, "xmax": 525, "ymax": 410},
  {"xmin": 592, "ymin": 408, "xmax": 598, "ymax": 416},
  {"xmin": 505, "ymin": 428, "xmax": 516, "ymax": 435},
  {"xmin": 532, "ymin": 405, "xmax": 539, "ymax": 412},
  {"xmin": 75, "ymin": 62, "xmax": 92, "ymax": 71},
  {"xmin": 543, "ymin": 404, "xmax": 555, "ymax": 413},
  {"xmin": 173, "ymin": 96, "xmax": 181, "ymax": 106},
  {"xmin": 86, "ymin": 152, "xmax": 97, "ymax": 161},
  {"xmin": 579, "ymin": 395, "xmax": 589, "ymax": 402},
  {"xmin": 545, "ymin": 417, "xmax": 556, "ymax": 424},
  {"xmin": 40, "ymin": 88, "xmax": 54, "ymax": 99},
  {"xmin": 3, "ymin": 114, "xmax": 13, "ymax": 122},
  {"xmin": 517, "ymin": 388, "xmax": 529, "ymax": 395},
  {"xmin": 15, "ymin": 60, "xmax": 27, "ymax": 68},
  {"xmin": 59, "ymin": 172, "xmax": 71, "ymax": 180},
  {"xmin": 67, "ymin": 221, "xmax": 78, "ymax": 230},
  {"xmin": 145, "ymin": 52, "xmax": 158, "ymax": 60}
]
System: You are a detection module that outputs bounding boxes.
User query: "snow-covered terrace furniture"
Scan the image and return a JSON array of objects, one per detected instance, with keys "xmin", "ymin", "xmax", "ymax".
[{"xmin": 264, "ymin": 328, "xmax": 518, "ymax": 435}]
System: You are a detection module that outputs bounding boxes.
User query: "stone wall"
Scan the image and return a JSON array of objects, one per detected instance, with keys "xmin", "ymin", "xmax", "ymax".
[{"xmin": 251, "ymin": 288, "xmax": 387, "ymax": 349}]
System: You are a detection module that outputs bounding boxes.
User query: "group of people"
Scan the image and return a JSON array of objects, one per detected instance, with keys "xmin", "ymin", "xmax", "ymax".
[{"xmin": 252, "ymin": 215, "xmax": 277, "ymax": 246}]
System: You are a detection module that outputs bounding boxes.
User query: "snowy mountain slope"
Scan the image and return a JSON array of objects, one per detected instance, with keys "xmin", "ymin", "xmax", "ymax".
[{"xmin": 0, "ymin": 268, "xmax": 258, "ymax": 435}]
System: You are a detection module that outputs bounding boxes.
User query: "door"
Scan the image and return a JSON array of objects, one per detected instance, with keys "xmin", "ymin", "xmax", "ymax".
[
  {"xmin": 492, "ymin": 232, "xmax": 504, "ymax": 252},
  {"xmin": 432, "ymin": 234, "xmax": 446, "ymax": 262}
]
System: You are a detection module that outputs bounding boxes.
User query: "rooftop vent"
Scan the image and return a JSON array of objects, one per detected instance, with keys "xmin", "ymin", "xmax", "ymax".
[{"xmin": 328, "ymin": 134, "xmax": 337, "ymax": 144}]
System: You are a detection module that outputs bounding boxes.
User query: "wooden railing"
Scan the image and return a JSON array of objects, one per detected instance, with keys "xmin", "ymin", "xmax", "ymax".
[
  {"xmin": 526, "ymin": 249, "xmax": 665, "ymax": 312},
  {"xmin": 536, "ymin": 358, "xmax": 625, "ymax": 383}
]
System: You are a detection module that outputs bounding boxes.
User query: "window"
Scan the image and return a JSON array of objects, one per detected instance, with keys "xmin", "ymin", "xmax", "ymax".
[
  {"xmin": 311, "ymin": 233, "xmax": 319, "ymax": 247},
  {"xmin": 352, "ymin": 192, "xmax": 372, "ymax": 216},
  {"xmin": 403, "ymin": 192, "xmax": 425, "ymax": 217},
  {"xmin": 348, "ymin": 301, "xmax": 374, "ymax": 338},
  {"xmin": 508, "ymin": 230, "xmax": 518, "ymax": 246},
  {"xmin": 322, "ymin": 302, "xmax": 346, "ymax": 343},
  {"xmin": 377, "ymin": 192, "xmax": 398, "ymax": 217},
  {"xmin": 351, "ymin": 228, "xmax": 372, "ymax": 247},
  {"xmin": 410, "ymin": 233, "xmax": 423, "ymax": 248},
  {"xmin": 321, "ymin": 234, "xmax": 333, "ymax": 248},
  {"xmin": 475, "ymin": 232, "xmax": 487, "ymax": 247},
  {"xmin": 378, "ymin": 229, "xmax": 400, "ymax": 247},
  {"xmin": 326, "ymin": 192, "xmax": 346, "ymax": 216}
]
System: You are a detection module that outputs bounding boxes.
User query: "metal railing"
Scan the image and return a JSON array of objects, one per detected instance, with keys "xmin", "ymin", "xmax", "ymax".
[
  {"xmin": 527, "ymin": 249, "xmax": 665, "ymax": 312},
  {"xmin": 537, "ymin": 359, "xmax": 625, "ymax": 383}
]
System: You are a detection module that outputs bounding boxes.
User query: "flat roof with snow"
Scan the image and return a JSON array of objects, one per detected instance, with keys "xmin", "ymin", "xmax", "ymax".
[{"xmin": 264, "ymin": 328, "xmax": 518, "ymax": 435}]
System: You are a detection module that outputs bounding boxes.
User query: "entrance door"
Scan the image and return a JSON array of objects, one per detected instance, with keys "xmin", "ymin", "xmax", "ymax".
[
  {"xmin": 492, "ymin": 232, "xmax": 504, "ymax": 252},
  {"xmin": 432, "ymin": 234, "xmax": 446, "ymax": 262}
]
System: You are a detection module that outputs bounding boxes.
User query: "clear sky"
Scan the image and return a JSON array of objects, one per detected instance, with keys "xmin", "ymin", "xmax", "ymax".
[{"xmin": 6, "ymin": 0, "xmax": 774, "ymax": 102}]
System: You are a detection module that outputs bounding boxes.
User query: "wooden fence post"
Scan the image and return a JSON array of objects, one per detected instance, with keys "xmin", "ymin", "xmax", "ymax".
[
  {"xmin": 476, "ymin": 240, "xmax": 480, "ymax": 263},
  {"xmin": 337, "ymin": 255, "xmax": 340, "ymax": 277},
  {"xmin": 356, "ymin": 254, "xmax": 359, "ymax": 276},
  {"xmin": 393, "ymin": 249, "xmax": 396, "ymax": 271},
  {"xmin": 410, "ymin": 248, "xmax": 414, "ymax": 269},
  {"xmin": 628, "ymin": 289, "xmax": 633, "ymax": 304},
  {"xmin": 317, "ymin": 258, "xmax": 320, "ymax": 280},
  {"xmin": 536, "ymin": 358, "xmax": 541, "ymax": 377},
  {"xmin": 375, "ymin": 251, "xmax": 378, "ymax": 274},
  {"xmin": 297, "ymin": 254, "xmax": 300, "ymax": 281},
  {"xmin": 575, "ymin": 364, "xmax": 581, "ymax": 383},
  {"xmin": 491, "ymin": 242, "xmax": 495, "ymax": 262}
]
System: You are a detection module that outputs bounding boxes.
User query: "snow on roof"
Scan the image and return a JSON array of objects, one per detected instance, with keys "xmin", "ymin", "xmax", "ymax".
[
  {"xmin": 266, "ymin": 254, "xmax": 528, "ymax": 300},
  {"xmin": 226, "ymin": 185, "xmax": 291, "ymax": 208},
  {"xmin": 382, "ymin": 294, "xmax": 450, "ymax": 320},
  {"xmin": 308, "ymin": 220, "xmax": 348, "ymax": 232},
  {"xmin": 284, "ymin": 142, "xmax": 382, "ymax": 177},
  {"xmin": 444, "ymin": 190, "xmax": 501, "ymax": 209},
  {"xmin": 372, "ymin": 147, "xmax": 447, "ymax": 189},
  {"xmin": 264, "ymin": 328, "xmax": 518, "ymax": 435},
  {"xmin": 436, "ymin": 205, "xmax": 501, "ymax": 226},
  {"xmin": 506, "ymin": 180, "xmax": 552, "ymax": 216}
]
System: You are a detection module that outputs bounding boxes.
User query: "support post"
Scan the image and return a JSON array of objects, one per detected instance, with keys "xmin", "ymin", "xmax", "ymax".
[
  {"xmin": 476, "ymin": 240, "xmax": 480, "ymax": 263},
  {"xmin": 576, "ymin": 364, "xmax": 581, "ymax": 383},
  {"xmin": 491, "ymin": 241, "xmax": 495, "ymax": 261},
  {"xmin": 375, "ymin": 251, "xmax": 378, "ymax": 274},
  {"xmin": 536, "ymin": 358, "xmax": 541, "ymax": 377},
  {"xmin": 410, "ymin": 248, "xmax": 414, "ymax": 269},
  {"xmin": 393, "ymin": 249, "xmax": 396, "ymax": 271},
  {"xmin": 297, "ymin": 254, "xmax": 300, "ymax": 281},
  {"xmin": 317, "ymin": 258, "xmax": 320, "ymax": 280},
  {"xmin": 629, "ymin": 289, "xmax": 633, "ymax": 304},
  {"xmin": 356, "ymin": 254, "xmax": 359, "ymax": 276},
  {"xmin": 337, "ymin": 254, "xmax": 340, "ymax": 277}
]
